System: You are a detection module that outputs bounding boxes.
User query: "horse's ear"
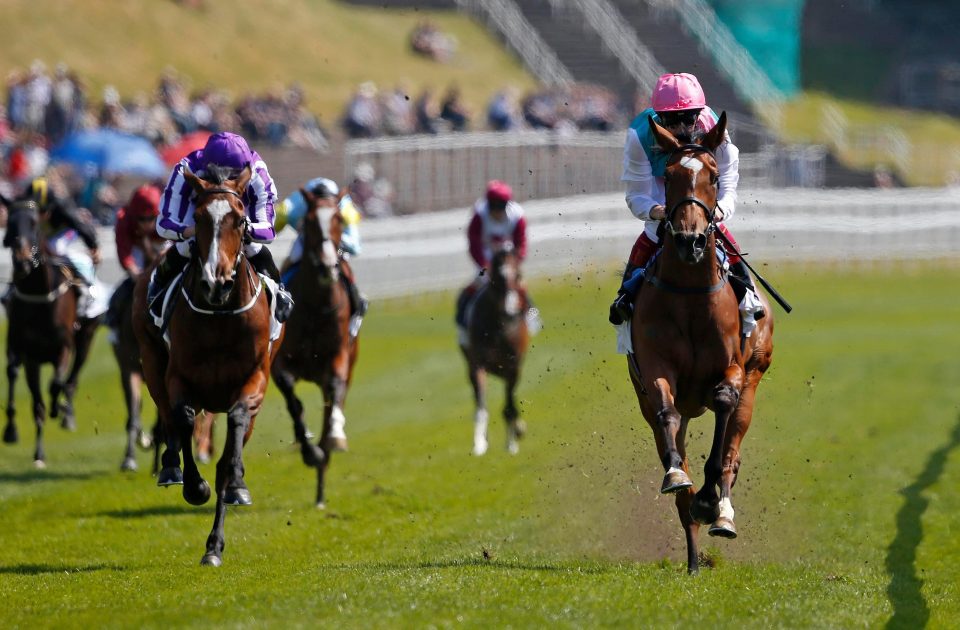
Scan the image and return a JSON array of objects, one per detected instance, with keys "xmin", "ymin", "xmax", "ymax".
[
  {"xmin": 234, "ymin": 164, "xmax": 253, "ymax": 195},
  {"xmin": 700, "ymin": 111, "xmax": 727, "ymax": 152},
  {"xmin": 300, "ymin": 187, "xmax": 315, "ymax": 207},
  {"xmin": 182, "ymin": 166, "xmax": 205, "ymax": 194},
  {"xmin": 648, "ymin": 115, "xmax": 681, "ymax": 152}
]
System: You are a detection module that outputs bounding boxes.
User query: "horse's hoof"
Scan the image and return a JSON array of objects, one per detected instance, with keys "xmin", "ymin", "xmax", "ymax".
[
  {"xmin": 3, "ymin": 425, "xmax": 18, "ymax": 444},
  {"xmin": 136, "ymin": 431, "xmax": 153, "ymax": 450},
  {"xmin": 120, "ymin": 457, "xmax": 138, "ymax": 472},
  {"xmin": 183, "ymin": 479, "xmax": 211, "ymax": 506},
  {"xmin": 690, "ymin": 496, "xmax": 721, "ymax": 525},
  {"xmin": 60, "ymin": 415, "xmax": 76, "ymax": 431},
  {"xmin": 224, "ymin": 486, "xmax": 252, "ymax": 506},
  {"xmin": 156, "ymin": 467, "xmax": 184, "ymax": 486},
  {"xmin": 511, "ymin": 419, "xmax": 527, "ymax": 439},
  {"xmin": 660, "ymin": 468, "xmax": 693, "ymax": 494},
  {"xmin": 196, "ymin": 451, "xmax": 211, "ymax": 465},
  {"xmin": 472, "ymin": 440, "xmax": 488, "ymax": 456},
  {"xmin": 33, "ymin": 459, "xmax": 46, "ymax": 470},
  {"xmin": 316, "ymin": 501, "xmax": 326, "ymax": 510},
  {"xmin": 200, "ymin": 554, "xmax": 222, "ymax": 567},
  {"xmin": 709, "ymin": 517, "xmax": 738, "ymax": 539},
  {"xmin": 300, "ymin": 443, "xmax": 325, "ymax": 467},
  {"xmin": 506, "ymin": 439, "xmax": 520, "ymax": 455},
  {"xmin": 324, "ymin": 436, "xmax": 348, "ymax": 453}
]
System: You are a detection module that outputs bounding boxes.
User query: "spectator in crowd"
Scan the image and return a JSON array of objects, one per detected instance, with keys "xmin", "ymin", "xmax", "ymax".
[
  {"xmin": 381, "ymin": 84, "xmax": 415, "ymax": 136},
  {"xmin": 415, "ymin": 88, "xmax": 442, "ymax": 135},
  {"xmin": 343, "ymin": 82, "xmax": 381, "ymax": 139},
  {"xmin": 440, "ymin": 86, "xmax": 470, "ymax": 132},
  {"xmin": 348, "ymin": 162, "xmax": 394, "ymax": 218},
  {"xmin": 410, "ymin": 20, "xmax": 457, "ymax": 63},
  {"xmin": 487, "ymin": 88, "xmax": 521, "ymax": 131}
]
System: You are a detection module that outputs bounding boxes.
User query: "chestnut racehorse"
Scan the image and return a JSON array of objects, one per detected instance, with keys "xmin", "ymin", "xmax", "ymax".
[
  {"xmin": 1, "ymin": 195, "xmax": 101, "ymax": 466},
  {"xmin": 459, "ymin": 246, "xmax": 529, "ymax": 456},
  {"xmin": 272, "ymin": 187, "xmax": 358, "ymax": 509},
  {"xmin": 628, "ymin": 113, "xmax": 774, "ymax": 573},
  {"xmin": 133, "ymin": 165, "xmax": 282, "ymax": 566}
]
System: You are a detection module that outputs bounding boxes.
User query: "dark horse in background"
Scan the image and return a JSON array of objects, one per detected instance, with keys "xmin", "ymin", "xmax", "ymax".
[
  {"xmin": 1, "ymin": 195, "xmax": 101, "ymax": 467},
  {"xmin": 628, "ymin": 113, "xmax": 774, "ymax": 573},
  {"xmin": 133, "ymin": 165, "xmax": 282, "ymax": 566},
  {"xmin": 459, "ymin": 245, "xmax": 529, "ymax": 456},
  {"xmin": 272, "ymin": 187, "xmax": 359, "ymax": 509}
]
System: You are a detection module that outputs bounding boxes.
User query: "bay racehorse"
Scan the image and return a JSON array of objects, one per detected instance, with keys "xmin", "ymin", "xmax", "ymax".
[
  {"xmin": 133, "ymin": 165, "xmax": 282, "ymax": 566},
  {"xmin": 459, "ymin": 245, "xmax": 529, "ymax": 456},
  {"xmin": 272, "ymin": 187, "xmax": 359, "ymax": 508},
  {"xmin": 628, "ymin": 113, "xmax": 774, "ymax": 573},
  {"xmin": 1, "ymin": 195, "xmax": 101, "ymax": 466}
]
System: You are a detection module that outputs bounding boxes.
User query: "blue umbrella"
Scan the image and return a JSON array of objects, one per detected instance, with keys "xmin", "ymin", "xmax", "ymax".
[{"xmin": 50, "ymin": 129, "xmax": 168, "ymax": 178}]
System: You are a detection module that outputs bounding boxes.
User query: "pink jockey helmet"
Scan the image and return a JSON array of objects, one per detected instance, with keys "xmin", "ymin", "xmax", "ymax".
[
  {"xmin": 486, "ymin": 180, "xmax": 512, "ymax": 204},
  {"xmin": 651, "ymin": 73, "xmax": 706, "ymax": 112}
]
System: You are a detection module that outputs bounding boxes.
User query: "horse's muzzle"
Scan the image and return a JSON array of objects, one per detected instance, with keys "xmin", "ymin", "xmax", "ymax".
[
  {"xmin": 673, "ymin": 231, "xmax": 707, "ymax": 264},
  {"xmin": 206, "ymin": 278, "xmax": 234, "ymax": 305}
]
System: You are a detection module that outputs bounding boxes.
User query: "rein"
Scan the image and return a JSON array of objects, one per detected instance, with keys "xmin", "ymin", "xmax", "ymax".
[
  {"xmin": 181, "ymin": 258, "xmax": 264, "ymax": 316},
  {"xmin": 12, "ymin": 279, "xmax": 71, "ymax": 304}
]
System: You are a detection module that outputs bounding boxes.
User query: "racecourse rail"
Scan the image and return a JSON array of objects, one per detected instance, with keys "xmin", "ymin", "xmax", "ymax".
[{"xmin": 1, "ymin": 187, "xmax": 958, "ymax": 301}]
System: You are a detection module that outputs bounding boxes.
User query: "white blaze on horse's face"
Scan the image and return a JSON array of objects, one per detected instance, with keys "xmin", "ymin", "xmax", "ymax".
[
  {"xmin": 201, "ymin": 198, "xmax": 233, "ymax": 288},
  {"xmin": 679, "ymin": 155, "xmax": 704, "ymax": 189}
]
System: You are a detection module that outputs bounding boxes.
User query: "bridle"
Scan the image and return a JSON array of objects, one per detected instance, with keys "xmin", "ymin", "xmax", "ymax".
[
  {"xmin": 193, "ymin": 186, "xmax": 248, "ymax": 273},
  {"xmin": 662, "ymin": 144, "xmax": 719, "ymax": 240}
]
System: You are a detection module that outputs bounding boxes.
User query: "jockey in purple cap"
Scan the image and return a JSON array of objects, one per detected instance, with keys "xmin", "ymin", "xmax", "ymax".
[{"xmin": 149, "ymin": 131, "xmax": 293, "ymax": 321}]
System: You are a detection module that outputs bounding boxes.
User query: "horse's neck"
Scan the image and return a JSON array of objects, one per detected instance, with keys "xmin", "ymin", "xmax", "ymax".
[
  {"xmin": 17, "ymin": 258, "xmax": 56, "ymax": 294},
  {"xmin": 187, "ymin": 255, "xmax": 258, "ymax": 311},
  {"xmin": 657, "ymin": 238, "xmax": 722, "ymax": 287}
]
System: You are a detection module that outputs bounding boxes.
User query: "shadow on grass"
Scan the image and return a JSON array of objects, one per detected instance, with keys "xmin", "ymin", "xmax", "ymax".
[
  {"xmin": 100, "ymin": 504, "xmax": 210, "ymax": 519},
  {"xmin": 0, "ymin": 469, "xmax": 107, "ymax": 483},
  {"xmin": 0, "ymin": 563, "xmax": 124, "ymax": 575},
  {"xmin": 885, "ymin": 414, "xmax": 960, "ymax": 629},
  {"xmin": 329, "ymin": 558, "xmax": 610, "ymax": 574}
]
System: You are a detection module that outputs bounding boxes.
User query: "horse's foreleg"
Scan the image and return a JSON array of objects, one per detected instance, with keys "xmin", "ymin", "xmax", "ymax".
[
  {"xmin": 650, "ymin": 378, "xmax": 691, "ymax": 493},
  {"xmin": 325, "ymin": 351, "xmax": 351, "ymax": 452},
  {"xmin": 468, "ymin": 360, "xmax": 488, "ymax": 456},
  {"xmin": 119, "ymin": 365, "xmax": 140, "ymax": 472},
  {"xmin": 503, "ymin": 371, "xmax": 525, "ymax": 455},
  {"xmin": 710, "ymin": 376, "xmax": 761, "ymax": 539},
  {"xmin": 60, "ymin": 317, "xmax": 99, "ymax": 431},
  {"xmin": 692, "ymin": 366, "xmax": 744, "ymax": 525},
  {"xmin": 25, "ymin": 361, "xmax": 46, "ymax": 467},
  {"xmin": 173, "ymin": 402, "xmax": 210, "ymax": 506},
  {"xmin": 3, "ymin": 351, "xmax": 20, "ymax": 444},
  {"xmin": 315, "ymin": 380, "xmax": 336, "ymax": 509},
  {"xmin": 273, "ymin": 366, "xmax": 323, "ymax": 467},
  {"xmin": 49, "ymin": 344, "xmax": 72, "ymax": 427}
]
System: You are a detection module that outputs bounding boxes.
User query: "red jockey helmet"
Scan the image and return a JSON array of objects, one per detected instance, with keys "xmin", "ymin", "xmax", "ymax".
[
  {"xmin": 127, "ymin": 184, "xmax": 161, "ymax": 218},
  {"xmin": 486, "ymin": 180, "xmax": 512, "ymax": 205}
]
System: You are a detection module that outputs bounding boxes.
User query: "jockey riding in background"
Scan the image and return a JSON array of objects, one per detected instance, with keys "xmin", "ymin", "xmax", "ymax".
[
  {"xmin": 609, "ymin": 72, "xmax": 765, "ymax": 330},
  {"xmin": 278, "ymin": 176, "xmax": 368, "ymax": 337},
  {"xmin": 105, "ymin": 184, "xmax": 168, "ymax": 331},
  {"xmin": 149, "ymin": 131, "xmax": 293, "ymax": 322},
  {"xmin": 16, "ymin": 176, "xmax": 107, "ymax": 319},
  {"xmin": 455, "ymin": 180, "xmax": 540, "ymax": 340}
]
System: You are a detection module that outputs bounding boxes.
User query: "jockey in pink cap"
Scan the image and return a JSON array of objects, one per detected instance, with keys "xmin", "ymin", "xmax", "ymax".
[
  {"xmin": 455, "ymin": 180, "xmax": 540, "ymax": 340},
  {"xmin": 609, "ymin": 73, "xmax": 764, "ymax": 329}
]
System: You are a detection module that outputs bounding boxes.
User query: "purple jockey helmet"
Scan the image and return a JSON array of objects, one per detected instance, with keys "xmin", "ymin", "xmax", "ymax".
[{"xmin": 200, "ymin": 132, "xmax": 253, "ymax": 170}]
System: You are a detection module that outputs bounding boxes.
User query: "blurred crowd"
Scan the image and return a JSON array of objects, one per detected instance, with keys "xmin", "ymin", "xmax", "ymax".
[{"xmin": 342, "ymin": 82, "xmax": 624, "ymax": 139}]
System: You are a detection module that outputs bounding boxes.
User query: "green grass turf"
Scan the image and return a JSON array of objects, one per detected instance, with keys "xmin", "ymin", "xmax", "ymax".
[{"xmin": 1, "ymin": 261, "xmax": 959, "ymax": 627}]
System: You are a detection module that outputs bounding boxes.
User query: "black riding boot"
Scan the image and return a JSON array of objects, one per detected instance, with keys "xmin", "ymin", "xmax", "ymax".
[
  {"xmin": 729, "ymin": 260, "xmax": 765, "ymax": 320},
  {"xmin": 248, "ymin": 248, "xmax": 294, "ymax": 322},
  {"xmin": 340, "ymin": 273, "xmax": 368, "ymax": 318},
  {"xmin": 147, "ymin": 248, "xmax": 189, "ymax": 305},
  {"xmin": 608, "ymin": 262, "xmax": 638, "ymax": 325}
]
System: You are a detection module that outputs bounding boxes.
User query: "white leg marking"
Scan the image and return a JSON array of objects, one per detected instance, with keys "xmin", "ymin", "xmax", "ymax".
[
  {"xmin": 667, "ymin": 466, "xmax": 685, "ymax": 476},
  {"xmin": 473, "ymin": 408, "xmax": 489, "ymax": 456},
  {"xmin": 719, "ymin": 497, "xmax": 735, "ymax": 520},
  {"xmin": 329, "ymin": 405, "xmax": 347, "ymax": 440}
]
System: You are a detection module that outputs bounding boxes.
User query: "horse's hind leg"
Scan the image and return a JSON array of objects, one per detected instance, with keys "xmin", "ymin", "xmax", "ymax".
[
  {"xmin": 272, "ymin": 366, "xmax": 323, "ymax": 467},
  {"xmin": 118, "ymin": 363, "xmax": 140, "ymax": 472},
  {"xmin": 503, "ymin": 372, "xmax": 525, "ymax": 455},
  {"xmin": 468, "ymin": 363, "xmax": 489, "ymax": 456},
  {"xmin": 59, "ymin": 317, "xmax": 99, "ymax": 430},
  {"xmin": 3, "ymin": 350, "xmax": 20, "ymax": 444},
  {"xmin": 24, "ymin": 361, "xmax": 46, "ymax": 467},
  {"xmin": 48, "ymin": 344, "xmax": 72, "ymax": 427},
  {"xmin": 315, "ymin": 381, "xmax": 337, "ymax": 509}
]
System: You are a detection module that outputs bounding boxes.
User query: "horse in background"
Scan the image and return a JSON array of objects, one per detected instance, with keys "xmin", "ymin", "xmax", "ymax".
[
  {"xmin": 459, "ymin": 245, "xmax": 529, "ymax": 456},
  {"xmin": 133, "ymin": 165, "xmax": 282, "ymax": 566},
  {"xmin": 1, "ymin": 194, "xmax": 101, "ymax": 467},
  {"xmin": 628, "ymin": 113, "xmax": 774, "ymax": 573},
  {"xmin": 272, "ymin": 187, "xmax": 359, "ymax": 509}
]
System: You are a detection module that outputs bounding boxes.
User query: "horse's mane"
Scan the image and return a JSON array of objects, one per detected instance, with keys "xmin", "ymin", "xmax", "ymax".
[{"xmin": 201, "ymin": 164, "xmax": 236, "ymax": 185}]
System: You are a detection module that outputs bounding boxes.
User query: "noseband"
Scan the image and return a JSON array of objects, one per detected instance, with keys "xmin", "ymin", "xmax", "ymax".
[{"xmin": 663, "ymin": 144, "xmax": 719, "ymax": 239}]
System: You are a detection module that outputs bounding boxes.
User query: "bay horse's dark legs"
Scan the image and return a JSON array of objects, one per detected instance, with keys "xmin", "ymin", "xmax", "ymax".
[
  {"xmin": 48, "ymin": 343, "xmax": 72, "ymax": 427},
  {"xmin": 467, "ymin": 360, "xmax": 488, "ymax": 456},
  {"xmin": 503, "ymin": 371, "xmax": 525, "ymax": 454},
  {"xmin": 202, "ymin": 400, "xmax": 251, "ymax": 566},
  {"xmin": 651, "ymin": 380, "xmax": 693, "ymax": 493},
  {"xmin": 172, "ymin": 402, "xmax": 210, "ymax": 506},
  {"xmin": 3, "ymin": 350, "xmax": 20, "ymax": 444},
  {"xmin": 24, "ymin": 361, "xmax": 46, "ymax": 466},
  {"xmin": 118, "ymin": 363, "xmax": 142, "ymax": 472},
  {"xmin": 59, "ymin": 315, "xmax": 101, "ymax": 431},
  {"xmin": 674, "ymin": 418, "xmax": 702, "ymax": 573},
  {"xmin": 273, "ymin": 367, "xmax": 324, "ymax": 467},
  {"xmin": 315, "ymin": 380, "xmax": 338, "ymax": 509}
]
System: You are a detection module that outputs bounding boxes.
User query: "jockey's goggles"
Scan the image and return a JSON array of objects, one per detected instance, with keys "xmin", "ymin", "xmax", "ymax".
[{"xmin": 658, "ymin": 109, "xmax": 701, "ymax": 127}]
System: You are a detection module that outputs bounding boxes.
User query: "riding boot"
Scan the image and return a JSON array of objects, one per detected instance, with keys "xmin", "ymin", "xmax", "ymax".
[
  {"xmin": 249, "ymin": 248, "xmax": 294, "ymax": 323},
  {"xmin": 340, "ymin": 272, "xmax": 368, "ymax": 337},
  {"xmin": 147, "ymin": 248, "xmax": 189, "ymax": 306},
  {"xmin": 608, "ymin": 263, "xmax": 639, "ymax": 325},
  {"xmin": 729, "ymin": 260, "xmax": 765, "ymax": 321},
  {"xmin": 455, "ymin": 285, "xmax": 476, "ymax": 328}
]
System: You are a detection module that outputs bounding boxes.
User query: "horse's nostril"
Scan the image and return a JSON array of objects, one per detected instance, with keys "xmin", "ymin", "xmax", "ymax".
[
  {"xmin": 221, "ymin": 280, "xmax": 234, "ymax": 294},
  {"xmin": 695, "ymin": 234, "xmax": 707, "ymax": 250}
]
